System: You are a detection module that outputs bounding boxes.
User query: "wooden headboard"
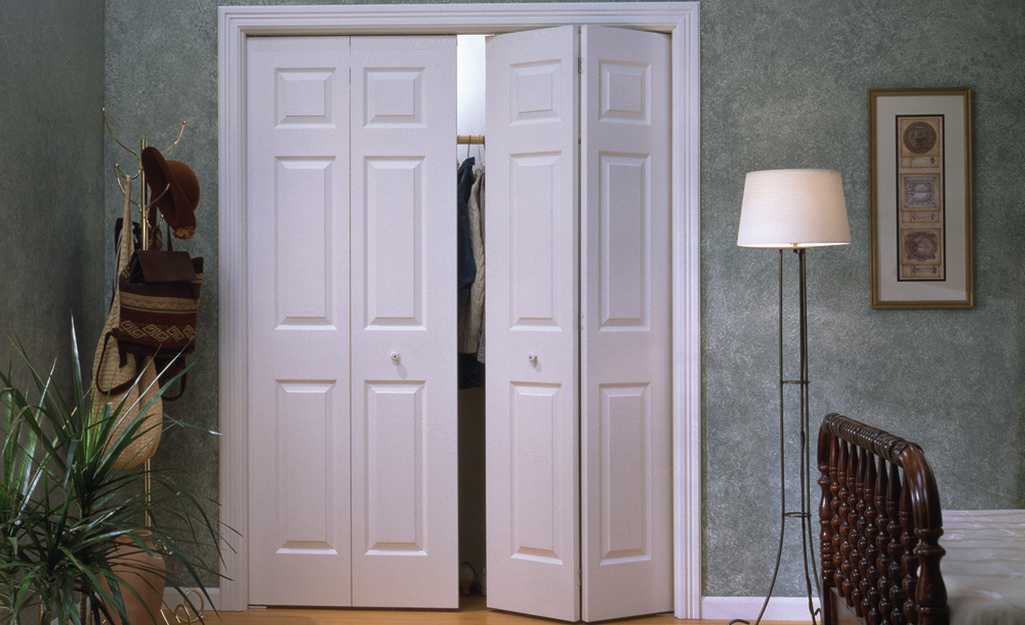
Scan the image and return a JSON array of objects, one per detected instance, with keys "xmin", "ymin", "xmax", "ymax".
[{"xmin": 817, "ymin": 413, "xmax": 949, "ymax": 625}]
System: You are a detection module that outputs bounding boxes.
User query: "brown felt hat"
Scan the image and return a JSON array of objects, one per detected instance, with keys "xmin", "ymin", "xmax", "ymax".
[{"xmin": 141, "ymin": 146, "xmax": 199, "ymax": 239}]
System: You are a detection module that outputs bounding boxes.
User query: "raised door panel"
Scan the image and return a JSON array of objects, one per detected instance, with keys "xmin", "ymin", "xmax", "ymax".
[
  {"xmin": 349, "ymin": 36, "xmax": 459, "ymax": 609},
  {"xmin": 579, "ymin": 25, "xmax": 673, "ymax": 622},
  {"xmin": 485, "ymin": 25, "xmax": 581, "ymax": 623},
  {"xmin": 246, "ymin": 36, "xmax": 353, "ymax": 607}
]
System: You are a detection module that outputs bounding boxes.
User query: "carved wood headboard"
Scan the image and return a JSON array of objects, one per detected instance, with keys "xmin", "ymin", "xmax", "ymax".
[{"xmin": 817, "ymin": 413, "xmax": 949, "ymax": 625}]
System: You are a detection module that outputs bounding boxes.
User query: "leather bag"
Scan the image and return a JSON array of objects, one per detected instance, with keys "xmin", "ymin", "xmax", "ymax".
[{"xmin": 113, "ymin": 244, "xmax": 203, "ymax": 359}]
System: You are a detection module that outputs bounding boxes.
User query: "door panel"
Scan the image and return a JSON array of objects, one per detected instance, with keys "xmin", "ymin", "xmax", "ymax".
[
  {"xmin": 246, "ymin": 36, "xmax": 353, "ymax": 607},
  {"xmin": 580, "ymin": 25, "xmax": 673, "ymax": 622},
  {"xmin": 349, "ymin": 36, "xmax": 459, "ymax": 609},
  {"xmin": 485, "ymin": 25, "xmax": 581, "ymax": 623}
]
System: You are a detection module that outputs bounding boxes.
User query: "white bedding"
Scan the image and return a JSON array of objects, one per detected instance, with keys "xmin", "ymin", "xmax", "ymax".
[{"xmin": 942, "ymin": 510, "xmax": 1025, "ymax": 625}]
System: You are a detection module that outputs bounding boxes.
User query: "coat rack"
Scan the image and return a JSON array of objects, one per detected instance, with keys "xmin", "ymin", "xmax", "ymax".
[
  {"xmin": 102, "ymin": 109, "xmax": 205, "ymax": 625},
  {"xmin": 102, "ymin": 107, "xmax": 189, "ymax": 516}
]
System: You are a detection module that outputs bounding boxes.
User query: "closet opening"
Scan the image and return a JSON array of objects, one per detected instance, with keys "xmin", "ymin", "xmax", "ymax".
[{"xmin": 455, "ymin": 33, "xmax": 487, "ymax": 603}]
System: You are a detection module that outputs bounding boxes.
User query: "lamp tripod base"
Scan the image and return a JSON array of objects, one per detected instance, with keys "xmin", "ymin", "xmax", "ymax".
[{"xmin": 730, "ymin": 248, "xmax": 821, "ymax": 625}]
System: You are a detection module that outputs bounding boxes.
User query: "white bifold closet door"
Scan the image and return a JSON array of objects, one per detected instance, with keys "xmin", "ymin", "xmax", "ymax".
[
  {"xmin": 246, "ymin": 35, "xmax": 458, "ymax": 609},
  {"xmin": 485, "ymin": 25, "xmax": 672, "ymax": 623}
]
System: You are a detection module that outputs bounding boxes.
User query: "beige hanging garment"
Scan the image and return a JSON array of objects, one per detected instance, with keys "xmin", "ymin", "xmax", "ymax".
[
  {"xmin": 91, "ymin": 177, "xmax": 163, "ymax": 469},
  {"xmin": 458, "ymin": 167, "xmax": 485, "ymax": 354}
]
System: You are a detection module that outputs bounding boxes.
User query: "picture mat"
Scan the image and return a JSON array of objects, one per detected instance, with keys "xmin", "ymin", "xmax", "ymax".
[{"xmin": 873, "ymin": 91, "xmax": 970, "ymax": 306}]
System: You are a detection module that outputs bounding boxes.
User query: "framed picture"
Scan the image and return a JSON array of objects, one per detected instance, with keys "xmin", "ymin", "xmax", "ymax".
[{"xmin": 869, "ymin": 87, "xmax": 973, "ymax": 309}]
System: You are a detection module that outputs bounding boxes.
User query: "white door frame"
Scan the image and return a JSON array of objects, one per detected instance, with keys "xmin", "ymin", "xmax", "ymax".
[{"xmin": 217, "ymin": 3, "xmax": 701, "ymax": 617}]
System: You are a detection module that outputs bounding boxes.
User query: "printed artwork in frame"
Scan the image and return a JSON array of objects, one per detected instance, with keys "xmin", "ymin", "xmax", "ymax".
[{"xmin": 869, "ymin": 87, "xmax": 973, "ymax": 309}]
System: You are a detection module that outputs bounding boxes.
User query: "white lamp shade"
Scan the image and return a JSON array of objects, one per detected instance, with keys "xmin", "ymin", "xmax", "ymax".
[{"xmin": 737, "ymin": 169, "xmax": 851, "ymax": 248}]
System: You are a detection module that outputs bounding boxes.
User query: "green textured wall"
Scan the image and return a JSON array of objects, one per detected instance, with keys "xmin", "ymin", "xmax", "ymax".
[
  {"xmin": 1, "ymin": 0, "xmax": 106, "ymax": 386},
  {"xmin": 702, "ymin": 0, "xmax": 1025, "ymax": 596},
  {"xmin": 97, "ymin": 0, "xmax": 1025, "ymax": 598}
]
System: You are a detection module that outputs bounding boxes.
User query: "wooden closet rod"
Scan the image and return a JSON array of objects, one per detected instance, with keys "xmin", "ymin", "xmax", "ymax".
[{"xmin": 456, "ymin": 133, "xmax": 582, "ymax": 145}]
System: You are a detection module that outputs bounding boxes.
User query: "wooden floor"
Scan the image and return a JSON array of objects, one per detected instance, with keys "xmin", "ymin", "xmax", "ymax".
[{"xmin": 206, "ymin": 594, "xmax": 800, "ymax": 625}]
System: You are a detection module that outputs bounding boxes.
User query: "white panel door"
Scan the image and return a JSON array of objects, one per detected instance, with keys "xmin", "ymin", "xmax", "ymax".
[
  {"xmin": 349, "ymin": 36, "xmax": 459, "ymax": 609},
  {"xmin": 579, "ymin": 25, "xmax": 673, "ymax": 622},
  {"xmin": 485, "ymin": 25, "xmax": 581, "ymax": 623},
  {"xmin": 246, "ymin": 37, "xmax": 353, "ymax": 607}
]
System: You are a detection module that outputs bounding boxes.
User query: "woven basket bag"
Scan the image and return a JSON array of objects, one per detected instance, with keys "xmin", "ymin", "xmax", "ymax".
[{"xmin": 91, "ymin": 180, "xmax": 163, "ymax": 469}]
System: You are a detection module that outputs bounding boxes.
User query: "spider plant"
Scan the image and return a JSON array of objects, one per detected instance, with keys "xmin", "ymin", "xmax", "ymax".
[{"xmin": 0, "ymin": 321, "xmax": 223, "ymax": 625}]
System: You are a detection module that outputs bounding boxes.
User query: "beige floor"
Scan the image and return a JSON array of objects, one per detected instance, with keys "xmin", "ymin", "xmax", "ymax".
[{"xmin": 205, "ymin": 594, "xmax": 804, "ymax": 625}]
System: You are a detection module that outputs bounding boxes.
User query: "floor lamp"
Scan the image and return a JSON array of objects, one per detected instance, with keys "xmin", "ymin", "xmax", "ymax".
[{"xmin": 735, "ymin": 169, "xmax": 850, "ymax": 625}]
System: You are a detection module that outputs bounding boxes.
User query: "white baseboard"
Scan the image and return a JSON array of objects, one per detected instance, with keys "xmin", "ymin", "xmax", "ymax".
[
  {"xmin": 166, "ymin": 588, "xmax": 822, "ymax": 620},
  {"xmin": 702, "ymin": 596, "xmax": 821, "ymax": 621},
  {"xmin": 163, "ymin": 587, "xmax": 221, "ymax": 613}
]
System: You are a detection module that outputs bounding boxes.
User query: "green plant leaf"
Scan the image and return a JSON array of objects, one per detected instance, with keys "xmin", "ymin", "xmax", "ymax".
[{"xmin": 0, "ymin": 319, "xmax": 227, "ymax": 624}]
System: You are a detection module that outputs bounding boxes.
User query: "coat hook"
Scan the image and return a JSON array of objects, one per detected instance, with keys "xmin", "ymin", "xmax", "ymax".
[
  {"xmin": 103, "ymin": 108, "xmax": 188, "ymax": 166},
  {"xmin": 103, "ymin": 108, "xmax": 189, "ymax": 251},
  {"xmin": 103, "ymin": 108, "xmax": 140, "ymax": 165}
]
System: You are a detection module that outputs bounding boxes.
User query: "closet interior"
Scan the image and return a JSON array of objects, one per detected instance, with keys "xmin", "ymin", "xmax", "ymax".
[{"xmin": 455, "ymin": 33, "xmax": 487, "ymax": 605}]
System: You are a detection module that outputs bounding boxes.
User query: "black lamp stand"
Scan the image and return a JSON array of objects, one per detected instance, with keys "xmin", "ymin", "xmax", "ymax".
[{"xmin": 733, "ymin": 247, "xmax": 822, "ymax": 625}]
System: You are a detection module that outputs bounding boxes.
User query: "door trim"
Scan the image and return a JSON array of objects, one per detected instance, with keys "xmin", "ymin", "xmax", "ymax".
[{"xmin": 217, "ymin": 2, "xmax": 701, "ymax": 617}]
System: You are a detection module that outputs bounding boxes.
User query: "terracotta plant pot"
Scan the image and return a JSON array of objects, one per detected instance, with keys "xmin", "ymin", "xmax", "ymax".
[{"xmin": 102, "ymin": 530, "xmax": 166, "ymax": 625}]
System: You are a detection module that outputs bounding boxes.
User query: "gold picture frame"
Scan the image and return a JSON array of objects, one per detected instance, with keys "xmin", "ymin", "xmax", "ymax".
[{"xmin": 869, "ymin": 87, "xmax": 973, "ymax": 309}]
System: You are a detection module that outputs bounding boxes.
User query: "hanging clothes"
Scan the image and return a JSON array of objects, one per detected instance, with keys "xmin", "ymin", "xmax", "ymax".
[
  {"xmin": 457, "ymin": 156, "xmax": 477, "ymax": 310},
  {"xmin": 458, "ymin": 156, "xmax": 484, "ymax": 389},
  {"xmin": 473, "ymin": 168, "xmax": 486, "ymax": 365},
  {"xmin": 459, "ymin": 166, "xmax": 485, "ymax": 356}
]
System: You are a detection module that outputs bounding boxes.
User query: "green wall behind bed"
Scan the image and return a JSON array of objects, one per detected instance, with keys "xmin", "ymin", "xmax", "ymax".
[
  {"xmin": 3, "ymin": 0, "xmax": 1023, "ymax": 600},
  {"xmin": 701, "ymin": 0, "xmax": 1025, "ymax": 597}
]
